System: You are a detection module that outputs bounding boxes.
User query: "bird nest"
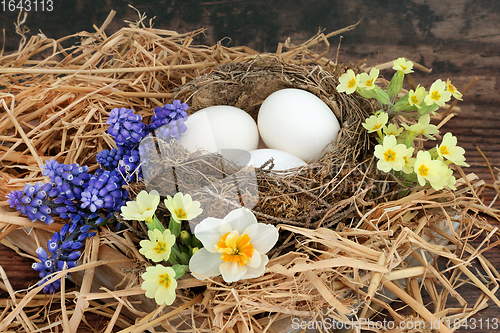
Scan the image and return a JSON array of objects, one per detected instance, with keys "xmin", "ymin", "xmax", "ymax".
[{"xmin": 0, "ymin": 11, "xmax": 499, "ymax": 333}]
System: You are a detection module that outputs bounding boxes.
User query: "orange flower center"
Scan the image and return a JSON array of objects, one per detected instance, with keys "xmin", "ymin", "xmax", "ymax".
[
  {"xmin": 153, "ymin": 241, "xmax": 167, "ymax": 254},
  {"xmin": 348, "ymin": 78, "xmax": 357, "ymax": 88},
  {"xmin": 401, "ymin": 65, "xmax": 407, "ymax": 70},
  {"xmin": 174, "ymin": 208, "xmax": 187, "ymax": 220},
  {"xmin": 418, "ymin": 164, "xmax": 429, "ymax": 177},
  {"xmin": 431, "ymin": 91, "xmax": 441, "ymax": 101},
  {"xmin": 372, "ymin": 124, "xmax": 382, "ymax": 131},
  {"xmin": 216, "ymin": 231, "xmax": 254, "ymax": 266},
  {"xmin": 366, "ymin": 78, "xmax": 374, "ymax": 87},
  {"xmin": 440, "ymin": 145, "xmax": 450, "ymax": 155},
  {"xmin": 410, "ymin": 95, "xmax": 419, "ymax": 105},
  {"xmin": 384, "ymin": 149, "xmax": 396, "ymax": 162},
  {"xmin": 158, "ymin": 273, "xmax": 171, "ymax": 289}
]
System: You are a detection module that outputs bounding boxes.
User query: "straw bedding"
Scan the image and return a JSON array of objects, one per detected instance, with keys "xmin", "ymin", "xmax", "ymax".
[{"xmin": 0, "ymin": 11, "xmax": 500, "ymax": 333}]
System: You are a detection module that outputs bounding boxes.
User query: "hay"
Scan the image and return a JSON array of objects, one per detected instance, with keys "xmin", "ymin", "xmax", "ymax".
[{"xmin": 1, "ymin": 11, "xmax": 500, "ymax": 333}]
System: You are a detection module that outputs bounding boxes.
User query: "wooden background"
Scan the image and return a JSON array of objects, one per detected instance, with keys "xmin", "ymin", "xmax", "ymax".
[{"xmin": 1, "ymin": 0, "xmax": 499, "ymax": 331}]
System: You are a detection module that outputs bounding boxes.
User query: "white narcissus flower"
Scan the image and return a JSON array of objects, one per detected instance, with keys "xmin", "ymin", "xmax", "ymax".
[
  {"xmin": 424, "ymin": 79, "xmax": 452, "ymax": 107},
  {"xmin": 164, "ymin": 192, "xmax": 203, "ymax": 224},
  {"xmin": 336, "ymin": 69, "xmax": 360, "ymax": 94},
  {"xmin": 413, "ymin": 151, "xmax": 446, "ymax": 189},
  {"xmin": 408, "ymin": 85, "xmax": 427, "ymax": 109},
  {"xmin": 446, "ymin": 79, "xmax": 463, "ymax": 100},
  {"xmin": 139, "ymin": 229, "xmax": 176, "ymax": 262},
  {"xmin": 374, "ymin": 135, "xmax": 412, "ymax": 173},
  {"xmin": 358, "ymin": 68, "xmax": 379, "ymax": 90},
  {"xmin": 189, "ymin": 208, "xmax": 279, "ymax": 283},
  {"xmin": 362, "ymin": 112, "xmax": 389, "ymax": 133},
  {"xmin": 141, "ymin": 264, "xmax": 177, "ymax": 305},
  {"xmin": 120, "ymin": 190, "xmax": 160, "ymax": 223},
  {"xmin": 392, "ymin": 57, "xmax": 414, "ymax": 74},
  {"xmin": 437, "ymin": 132, "xmax": 469, "ymax": 167}
]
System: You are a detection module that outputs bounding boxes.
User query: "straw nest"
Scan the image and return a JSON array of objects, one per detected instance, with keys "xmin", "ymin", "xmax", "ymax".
[{"xmin": 1, "ymin": 11, "xmax": 500, "ymax": 333}]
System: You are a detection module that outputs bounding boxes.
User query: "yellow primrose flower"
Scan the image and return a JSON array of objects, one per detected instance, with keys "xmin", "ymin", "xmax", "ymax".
[
  {"xmin": 374, "ymin": 135, "xmax": 412, "ymax": 173},
  {"xmin": 413, "ymin": 151, "xmax": 446, "ymax": 189},
  {"xmin": 424, "ymin": 79, "xmax": 452, "ymax": 107},
  {"xmin": 403, "ymin": 114, "xmax": 439, "ymax": 139},
  {"xmin": 120, "ymin": 190, "xmax": 160, "ymax": 223},
  {"xmin": 401, "ymin": 147, "xmax": 415, "ymax": 174},
  {"xmin": 446, "ymin": 79, "xmax": 463, "ymax": 100},
  {"xmin": 383, "ymin": 123, "xmax": 404, "ymax": 136},
  {"xmin": 437, "ymin": 132, "xmax": 469, "ymax": 167},
  {"xmin": 443, "ymin": 167, "xmax": 457, "ymax": 190},
  {"xmin": 189, "ymin": 208, "xmax": 278, "ymax": 283},
  {"xmin": 430, "ymin": 164, "xmax": 457, "ymax": 191},
  {"xmin": 164, "ymin": 192, "xmax": 203, "ymax": 224},
  {"xmin": 408, "ymin": 85, "xmax": 427, "ymax": 109},
  {"xmin": 362, "ymin": 112, "xmax": 388, "ymax": 133},
  {"xmin": 392, "ymin": 57, "xmax": 414, "ymax": 74},
  {"xmin": 141, "ymin": 264, "xmax": 177, "ymax": 305},
  {"xmin": 336, "ymin": 69, "xmax": 360, "ymax": 94},
  {"xmin": 139, "ymin": 229, "xmax": 176, "ymax": 262},
  {"xmin": 358, "ymin": 68, "xmax": 379, "ymax": 90}
]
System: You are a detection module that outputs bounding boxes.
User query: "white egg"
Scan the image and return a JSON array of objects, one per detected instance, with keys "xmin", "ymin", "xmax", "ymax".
[
  {"xmin": 178, "ymin": 105, "xmax": 259, "ymax": 161},
  {"xmin": 257, "ymin": 88, "xmax": 340, "ymax": 161},
  {"xmin": 234, "ymin": 149, "xmax": 307, "ymax": 171}
]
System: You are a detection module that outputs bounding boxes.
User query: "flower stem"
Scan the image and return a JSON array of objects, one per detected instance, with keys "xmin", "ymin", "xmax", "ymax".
[{"xmin": 170, "ymin": 244, "xmax": 188, "ymax": 265}]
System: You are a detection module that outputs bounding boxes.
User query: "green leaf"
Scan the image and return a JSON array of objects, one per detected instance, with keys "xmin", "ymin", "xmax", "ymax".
[
  {"xmin": 417, "ymin": 103, "xmax": 439, "ymax": 116},
  {"xmin": 168, "ymin": 217, "xmax": 181, "ymax": 238},
  {"xmin": 191, "ymin": 237, "xmax": 202, "ymax": 248},
  {"xmin": 171, "ymin": 264, "xmax": 187, "ymax": 279},
  {"xmin": 151, "ymin": 215, "xmax": 166, "ymax": 232}
]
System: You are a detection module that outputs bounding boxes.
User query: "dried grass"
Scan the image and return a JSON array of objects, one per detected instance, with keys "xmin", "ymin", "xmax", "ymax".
[{"xmin": 0, "ymin": 11, "xmax": 500, "ymax": 333}]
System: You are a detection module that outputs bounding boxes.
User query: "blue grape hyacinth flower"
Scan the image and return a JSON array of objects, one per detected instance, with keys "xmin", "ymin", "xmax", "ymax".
[
  {"xmin": 148, "ymin": 100, "xmax": 188, "ymax": 140},
  {"xmin": 42, "ymin": 159, "xmax": 90, "ymax": 201},
  {"xmin": 96, "ymin": 146, "xmax": 128, "ymax": 171},
  {"xmin": 81, "ymin": 169, "xmax": 128, "ymax": 213},
  {"xmin": 6, "ymin": 182, "xmax": 54, "ymax": 224},
  {"xmin": 107, "ymin": 107, "xmax": 146, "ymax": 146},
  {"xmin": 32, "ymin": 215, "xmax": 104, "ymax": 293},
  {"xmin": 118, "ymin": 148, "xmax": 142, "ymax": 182}
]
